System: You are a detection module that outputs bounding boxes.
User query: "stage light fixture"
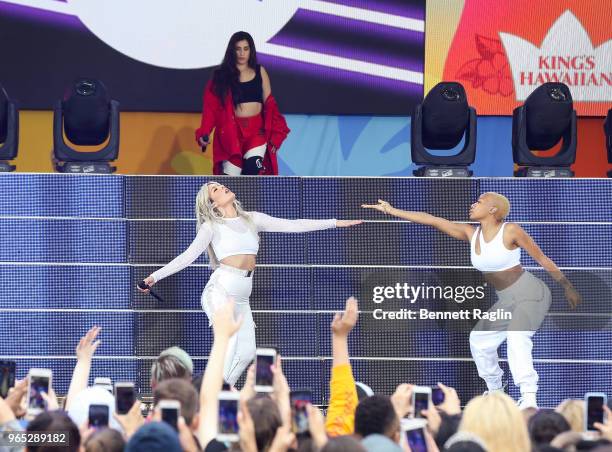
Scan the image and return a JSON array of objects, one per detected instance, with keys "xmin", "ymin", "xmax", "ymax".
[
  {"xmin": 411, "ymin": 82, "xmax": 477, "ymax": 177},
  {"xmin": 53, "ymin": 78, "xmax": 120, "ymax": 173},
  {"xmin": 512, "ymin": 82, "xmax": 577, "ymax": 177},
  {"xmin": 0, "ymin": 84, "xmax": 19, "ymax": 172}
]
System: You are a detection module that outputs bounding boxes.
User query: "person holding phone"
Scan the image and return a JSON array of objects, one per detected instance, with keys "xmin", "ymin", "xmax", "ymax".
[
  {"xmin": 195, "ymin": 31, "xmax": 290, "ymax": 176},
  {"xmin": 140, "ymin": 182, "xmax": 361, "ymax": 385},
  {"xmin": 363, "ymin": 193, "xmax": 581, "ymax": 409}
]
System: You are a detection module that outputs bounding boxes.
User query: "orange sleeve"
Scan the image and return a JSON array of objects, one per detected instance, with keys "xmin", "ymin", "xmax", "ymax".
[{"xmin": 325, "ymin": 363, "xmax": 358, "ymax": 437}]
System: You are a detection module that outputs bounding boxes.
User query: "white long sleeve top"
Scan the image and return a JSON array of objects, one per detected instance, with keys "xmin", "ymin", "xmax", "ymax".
[{"xmin": 150, "ymin": 212, "xmax": 336, "ymax": 283}]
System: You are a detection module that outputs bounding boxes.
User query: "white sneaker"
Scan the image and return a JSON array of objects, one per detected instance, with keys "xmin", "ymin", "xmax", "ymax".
[{"xmin": 517, "ymin": 392, "xmax": 538, "ymax": 409}]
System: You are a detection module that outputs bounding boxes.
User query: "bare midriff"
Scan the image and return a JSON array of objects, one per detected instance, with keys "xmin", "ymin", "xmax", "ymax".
[
  {"xmin": 234, "ymin": 102, "xmax": 262, "ymax": 117},
  {"xmin": 482, "ymin": 264, "xmax": 524, "ymax": 291},
  {"xmin": 221, "ymin": 254, "xmax": 257, "ymax": 271}
]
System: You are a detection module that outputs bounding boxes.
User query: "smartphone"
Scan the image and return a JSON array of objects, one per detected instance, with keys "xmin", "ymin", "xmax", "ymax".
[
  {"xmin": 255, "ymin": 347, "xmax": 277, "ymax": 393},
  {"xmin": 412, "ymin": 386, "xmax": 431, "ymax": 419},
  {"xmin": 115, "ymin": 382, "xmax": 136, "ymax": 415},
  {"xmin": 88, "ymin": 404, "xmax": 110, "ymax": 428},
  {"xmin": 431, "ymin": 386, "xmax": 445, "ymax": 406},
  {"xmin": 27, "ymin": 368, "xmax": 52, "ymax": 415},
  {"xmin": 159, "ymin": 399, "xmax": 181, "ymax": 431},
  {"xmin": 217, "ymin": 391, "xmax": 240, "ymax": 443},
  {"xmin": 405, "ymin": 426, "xmax": 428, "ymax": 452},
  {"xmin": 290, "ymin": 389, "xmax": 312, "ymax": 435},
  {"xmin": 0, "ymin": 361, "xmax": 16, "ymax": 399},
  {"xmin": 585, "ymin": 392, "xmax": 607, "ymax": 432}
]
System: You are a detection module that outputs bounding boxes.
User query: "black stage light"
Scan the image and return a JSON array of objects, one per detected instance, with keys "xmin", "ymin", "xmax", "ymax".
[
  {"xmin": 411, "ymin": 82, "xmax": 477, "ymax": 177},
  {"xmin": 53, "ymin": 78, "xmax": 120, "ymax": 173},
  {"xmin": 512, "ymin": 82, "xmax": 576, "ymax": 177},
  {"xmin": 0, "ymin": 84, "xmax": 19, "ymax": 172}
]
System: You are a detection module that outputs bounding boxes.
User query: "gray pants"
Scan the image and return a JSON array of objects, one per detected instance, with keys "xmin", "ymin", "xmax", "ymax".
[
  {"xmin": 469, "ymin": 271, "xmax": 551, "ymax": 394},
  {"xmin": 201, "ymin": 265, "xmax": 256, "ymax": 385}
]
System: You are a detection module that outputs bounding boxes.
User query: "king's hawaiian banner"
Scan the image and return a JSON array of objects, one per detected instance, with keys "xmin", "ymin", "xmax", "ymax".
[{"xmin": 425, "ymin": 1, "xmax": 611, "ymax": 116}]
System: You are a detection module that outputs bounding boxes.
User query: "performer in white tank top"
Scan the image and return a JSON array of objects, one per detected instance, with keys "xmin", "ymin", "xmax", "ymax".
[
  {"xmin": 363, "ymin": 192, "xmax": 581, "ymax": 409},
  {"xmin": 139, "ymin": 181, "xmax": 362, "ymax": 385}
]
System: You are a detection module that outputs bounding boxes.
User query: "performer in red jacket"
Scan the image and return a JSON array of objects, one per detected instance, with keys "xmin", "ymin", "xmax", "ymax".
[{"xmin": 195, "ymin": 31, "xmax": 290, "ymax": 175}]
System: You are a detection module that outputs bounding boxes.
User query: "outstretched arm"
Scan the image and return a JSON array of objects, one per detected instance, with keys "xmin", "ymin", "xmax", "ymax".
[
  {"xmin": 362, "ymin": 200, "xmax": 474, "ymax": 242},
  {"xmin": 250, "ymin": 211, "xmax": 361, "ymax": 233},
  {"xmin": 145, "ymin": 223, "xmax": 213, "ymax": 285},
  {"xmin": 506, "ymin": 223, "xmax": 581, "ymax": 308}
]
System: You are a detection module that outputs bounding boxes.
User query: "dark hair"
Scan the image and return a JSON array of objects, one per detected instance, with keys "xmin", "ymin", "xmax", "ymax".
[
  {"xmin": 436, "ymin": 413, "xmax": 462, "ymax": 449},
  {"xmin": 212, "ymin": 31, "xmax": 258, "ymax": 106},
  {"xmin": 321, "ymin": 436, "xmax": 367, "ymax": 452},
  {"xmin": 354, "ymin": 395, "xmax": 399, "ymax": 439},
  {"xmin": 27, "ymin": 411, "xmax": 80, "ymax": 452},
  {"xmin": 446, "ymin": 441, "xmax": 487, "ymax": 452},
  {"xmin": 84, "ymin": 428, "xmax": 125, "ymax": 452},
  {"xmin": 150, "ymin": 355, "xmax": 191, "ymax": 388},
  {"xmin": 528, "ymin": 410, "xmax": 571, "ymax": 447},
  {"xmin": 154, "ymin": 378, "xmax": 199, "ymax": 426},
  {"xmin": 247, "ymin": 396, "xmax": 282, "ymax": 451}
]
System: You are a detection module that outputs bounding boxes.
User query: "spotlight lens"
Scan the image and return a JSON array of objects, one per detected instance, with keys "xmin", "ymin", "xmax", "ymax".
[
  {"xmin": 76, "ymin": 81, "xmax": 96, "ymax": 96},
  {"xmin": 548, "ymin": 87, "xmax": 567, "ymax": 101},
  {"xmin": 441, "ymin": 88, "xmax": 461, "ymax": 101}
]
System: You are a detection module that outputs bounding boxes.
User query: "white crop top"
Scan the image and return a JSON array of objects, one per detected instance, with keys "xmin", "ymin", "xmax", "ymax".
[
  {"xmin": 151, "ymin": 212, "xmax": 336, "ymax": 283},
  {"xmin": 470, "ymin": 223, "xmax": 521, "ymax": 272}
]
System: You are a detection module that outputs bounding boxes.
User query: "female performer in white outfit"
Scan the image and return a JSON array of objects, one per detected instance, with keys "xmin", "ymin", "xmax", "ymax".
[
  {"xmin": 139, "ymin": 181, "xmax": 361, "ymax": 385},
  {"xmin": 363, "ymin": 192, "xmax": 581, "ymax": 408}
]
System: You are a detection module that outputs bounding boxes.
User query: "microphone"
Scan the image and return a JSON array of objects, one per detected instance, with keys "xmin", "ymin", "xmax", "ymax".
[
  {"xmin": 138, "ymin": 281, "xmax": 164, "ymax": 302},
  {"xmin": 200, "ymin": 134, "xmax": 209, "ymax": 152}
]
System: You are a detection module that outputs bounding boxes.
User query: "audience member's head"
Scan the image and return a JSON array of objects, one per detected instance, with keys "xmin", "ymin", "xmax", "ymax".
[
  {"xmin": 556, "ymin": 399, "xmax": 585, "ymax": 433},
  {"xmin": 84, "ymin": 428, "xmax": 125, "ymax": 452},
  {"xmin": 444, "ymin": 431, "xmax": 489, "ymax": 452},
  {"xmin": 66, "ymin": 386, "xmax": 121, "ymax": 431},
  {"xmin": 26, "ymin": 410, "xmax": 80, "ymax": 452},
  {"xmin": 247, "ymin": 396, "xmax": 283, "ymax": 452},
  {"xmin": 150, "ymin": 347, "xmax": 193, "ymax": 389},
  {"xmin": 522, "ymin": 406, "xmax": 538, "ymax": 424},
  {"xmin": 321, "ymin": 436, "xmax": 367, "ymax": 452},
  {"xmin": 153, "ymin": 377, "xmax": 199, "ymax": 428},
  {"xmin": 528, "ymin": 410, "xmax": 571, "ymax": 447},
  {"xmin": 354, "ymin": 395, "xmax": 400, "ymax": 443},
  {"xmin": 124, "ymin": 422, "xmax": 182, "ymax": 452},
  {"xmin": 459, "ymin": 392, "xmax": 529, "ymax": 452}
]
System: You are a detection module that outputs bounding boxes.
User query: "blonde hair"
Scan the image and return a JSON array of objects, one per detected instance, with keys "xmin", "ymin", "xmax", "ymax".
[
  {"xmin": 556, "ymin": 399, "xmax": 584, "ymax": 433},
  {"xmin": 194, "ymin": 181, "xmax": 255, "ymax": 269},
  {"xmin": 484, "ymin": 192, "xmax": 511, "ymax": 220},
  {"xmin": 459, "ymin": 392, "xmax": 530, "ymax": 452}
]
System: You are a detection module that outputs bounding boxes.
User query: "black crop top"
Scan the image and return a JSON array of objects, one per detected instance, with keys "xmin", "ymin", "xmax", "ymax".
[{"xmin": 236, "ymin": 65, "xmax": 263, "ymax": 104}]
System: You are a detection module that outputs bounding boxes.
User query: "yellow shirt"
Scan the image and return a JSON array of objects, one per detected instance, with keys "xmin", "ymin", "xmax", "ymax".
[{"xmin": 325, "ymin": 363, "xmax": 358, "ymax": 436}]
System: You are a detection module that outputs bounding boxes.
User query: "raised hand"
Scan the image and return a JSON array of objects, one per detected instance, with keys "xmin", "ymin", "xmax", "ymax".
[
  {"xmin": 361, "ymin": 199, "xmax": 393, "ymax": 214},
  {"xmin": 76, "ymin": 326, "xmax": 102, "ymax": 361},
  {"xmin": 565, "ymin": 286, "xmax": 582, "ymax": 309},
  {"xmin": 331, "ymin": 297, "xmax": 359, "ymax": 337},
  {"xmin": 137, "ymin": 276, "xmax": 155, "ymax": 293}
]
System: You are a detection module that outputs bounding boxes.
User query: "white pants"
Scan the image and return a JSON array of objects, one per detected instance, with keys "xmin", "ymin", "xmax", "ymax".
[
  {"xmin": 469, "ymin": 271, "xmax": 551, "ymax": 394},
  {"xmin": 201, "ymin": 265, "xmax": 256, "ymax": 385}
]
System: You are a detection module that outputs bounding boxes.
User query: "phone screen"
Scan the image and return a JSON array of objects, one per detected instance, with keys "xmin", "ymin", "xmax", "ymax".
[
  {"xmin": 291, "ymin": 390, "xmax": 312, "ymax": 434},
  {"xmin": 218, "ymin": 398, "xmax": 239, "ymax": 435},
  {"xmin": 414, "ymin": 392, "xmax": 429, "ymax": 418},
  {"xmin": 29, "ymin": 376, "xmax": 50, "ymax": 410},
  {"xmin": 406, "ymin": 428, "xmax": 428, "ymax": 452},
  {"xmin": 431, "ymin": 387, "xmax": 445, "ymax": 406},
  {"xmin": 587, "ymin": 396, "xmax": 605, "ymax": 430},
  {"xmin": 88, "ymin": 404, "xmax": 110, "ymax": 428},
  {"xmin": 0, "ymin": 361, "xmax": 15, "ymax": 399},
  {"xmin": 256, "ymin": 354, "xmax": 275, "ymax": 387},
  {"xmin": 161, "ymin": 407, "xmax": 179, "ymax": 431},
  {"xmin": 115, "ymin": 385, "xmax": 136, "ymax": 415}
]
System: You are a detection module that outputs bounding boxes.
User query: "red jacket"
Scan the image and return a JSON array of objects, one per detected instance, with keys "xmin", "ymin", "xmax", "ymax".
[{"xmin": 195, "ymin": 80, "xmax": 290, "ymax": 175}]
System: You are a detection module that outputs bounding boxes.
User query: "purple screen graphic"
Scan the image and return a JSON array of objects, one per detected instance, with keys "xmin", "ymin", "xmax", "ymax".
[{"xmin": 0, "ymin": 0, "xmax": 424, "ymax": 114}]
